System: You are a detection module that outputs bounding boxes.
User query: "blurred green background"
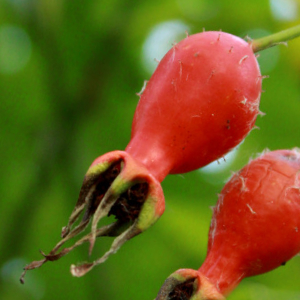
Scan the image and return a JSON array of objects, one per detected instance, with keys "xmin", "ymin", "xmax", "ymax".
[{"xmin": 1, "ymin": 0, "xmax": 300, "ymax": 299}]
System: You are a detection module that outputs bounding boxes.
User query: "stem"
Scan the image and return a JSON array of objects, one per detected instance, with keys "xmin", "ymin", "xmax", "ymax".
[{"xmin": 252, "ymin": 24, "xmax": 300, "ymax": 52}]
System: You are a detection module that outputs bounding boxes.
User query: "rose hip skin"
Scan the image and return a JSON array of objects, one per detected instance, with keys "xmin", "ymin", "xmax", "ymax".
[
  {"xmin": 156, "ymin": 149, "xmax": 300, "ymax": 299},
  {"xmin": 21, "ymin": 31, "xmax": 262, "ymax": 279},
  {"xmin": 127, "ymin": 31, "xmax": 262, "ymax": 178}
]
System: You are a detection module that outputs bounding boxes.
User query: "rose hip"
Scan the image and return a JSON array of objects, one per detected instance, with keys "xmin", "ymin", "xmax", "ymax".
[
  {"xmin": 127, "ymin": 31, "xmax": 262, "ymax": 177},
  {"xmin": 21, "ymin": 31, "xmax": 263, "ymax": 279},
  {"xmin": 156, "ymin": 149, "xmax": 300, "ymax": 299}
]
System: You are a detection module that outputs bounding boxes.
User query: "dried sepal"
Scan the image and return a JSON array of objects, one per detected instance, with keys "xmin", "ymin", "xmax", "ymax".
[
  {"xmin": 156, "ymin": 269, "xmax": 199, "ymax": 300},
  {"xmin": 71, "ymin": 220, "xmax": 141, "ymax": 277},
  {"xmin": 155, "ymin": 269, "xmax": 225, "ymax": 300},
  {"xmin": 20, "ymin": 151, "xmax": 165, "ymax": 282}
]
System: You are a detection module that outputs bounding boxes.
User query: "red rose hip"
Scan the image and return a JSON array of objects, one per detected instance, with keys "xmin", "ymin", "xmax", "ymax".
[
  {"xmin": 156, "ymin": 149, "xmax": 300, "ymax": 299},
  {"xmin": 127, "ymin": 31, "xmax": 262, "ymax": 177}
]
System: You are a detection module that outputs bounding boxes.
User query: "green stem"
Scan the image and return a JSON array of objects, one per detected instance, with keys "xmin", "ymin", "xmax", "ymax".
[{"xmin": 252, "ymin": 24, "xmax": 300, "ymax": 53}]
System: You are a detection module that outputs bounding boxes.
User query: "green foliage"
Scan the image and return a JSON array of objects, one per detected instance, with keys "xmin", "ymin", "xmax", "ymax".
[{"xmin": 1, "ymin": 0, "xmax": 300, "ymax": 299}]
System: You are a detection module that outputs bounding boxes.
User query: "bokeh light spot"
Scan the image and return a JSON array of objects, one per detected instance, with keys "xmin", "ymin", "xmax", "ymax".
[
  {"xmin": 0, "ymin": 25, "xmax": 32, "ymax": 74},
  {"xmin": 200, "ymin": 146, "xmax": 239, "ymax": 175},
  {"xmin": 1, "ymin": 257, "xmax": 45, "ymax": 299},
  {"xmin": 270, "ymin": 0, "xmax": 299, "ymax": 21},
  {"xmin": 142, "ymin": 20, "xmax": 189, "ymax": 74}
]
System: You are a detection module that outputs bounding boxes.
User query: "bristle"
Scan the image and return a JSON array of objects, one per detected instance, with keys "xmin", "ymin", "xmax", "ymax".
[{"xmin": 239, "ymin": 55, "xmax": 249, "ymax": 65}]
